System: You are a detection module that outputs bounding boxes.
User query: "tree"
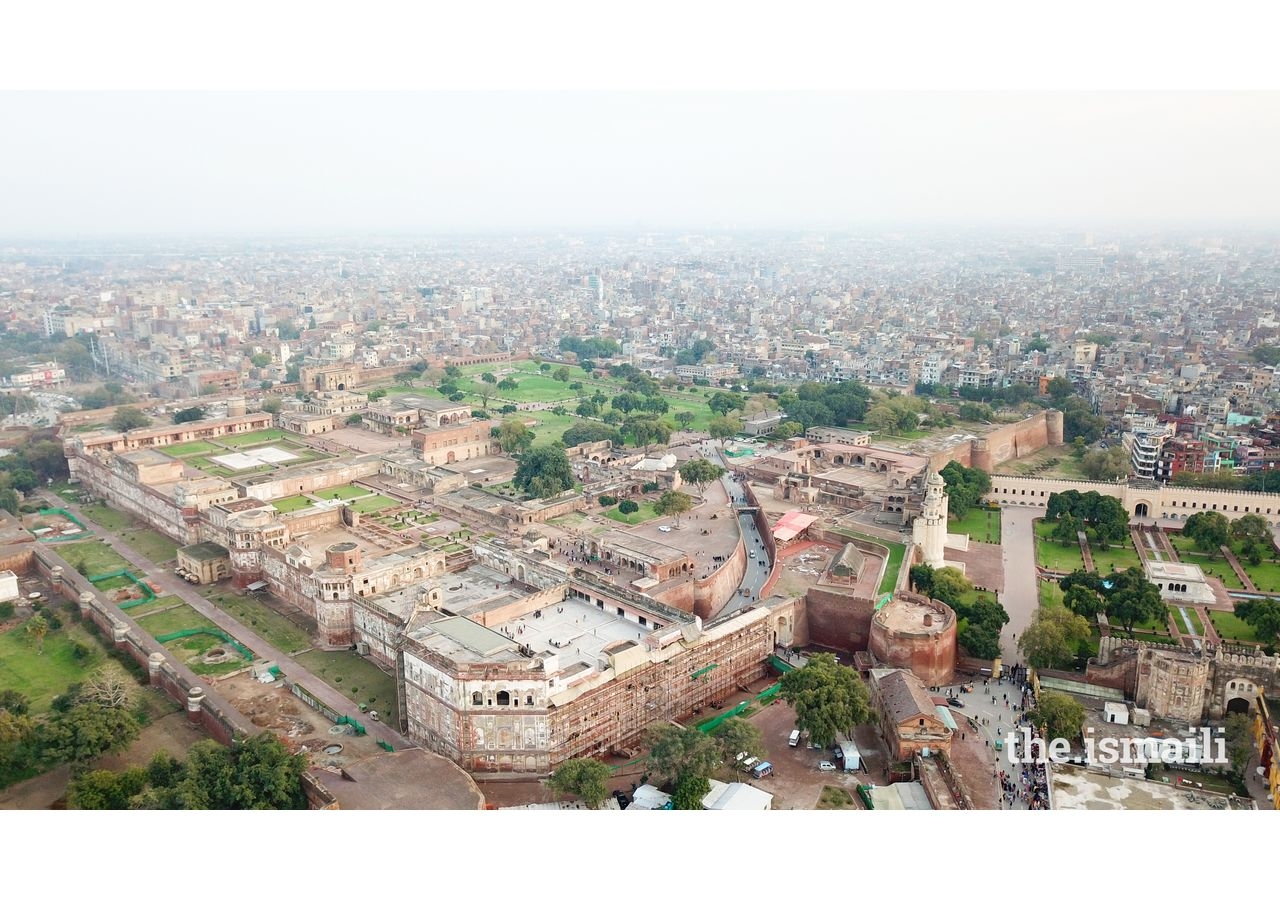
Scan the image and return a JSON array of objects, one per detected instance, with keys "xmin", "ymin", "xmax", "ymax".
[
  {"xmin": 539, "ymin": 362, "xmax": 551, "ymax": 374},
  {"xmin": 1063, "ymin": 584, "xmax": 1105, "ymax": 619},
  {"xmin": 939, "ymin": 461, "xmax": 991, "ymax": 520},
  {"xmin": 1103, "ymin": 567, "xmax": 1166, "ymax": 636},
  {"xmin": 495, "ymin": 420, "xmax": 535, "ymax": 455},
  {"xmin": 81, "ymin": 670, "xmax": 137, "ymax": 709},
  {"xmin": 644, "ymin": 724, "xmax": 720, "ymax": 786},
  {"xmin": 0, "ymin": 488, "xmax": 16, "ymax": 516},
  {"xmin": 707, "ymin": 414, "xmax": 740, "ymax": 445},
  {"xmin": 561, "ymin": 421, "xmax": 623, "ymax": 448},
  {"xmin": 512, "ymin": 446, "xmax": 575, "ymax": 499},
  {"xmin": 772, "ymin": 421, "xmax": 803, "ymax": 440},
  {"xmin": 476, "ymin": 381, "xmax": 497, "ymax": 409},
  {"xmin": 1028, "ymin": 692, "xmax": 1086, "ymax": 744},
  {"xmin": 1183, "ymin": 511, "xmax": 1230, "ymax": 554},
  {"xmin": 678, "ymin": 458, "xmax": 724, "ymax": 497},
  {"xmin": 671, "ymin": 772, "xmax": 710, "ymax": 810},
  {"xmin": 0, "ymin": 689, "xmax": 29, "ymax": 714},
  {"xmin": 249, "ymin": 351, "xmax": 272, "ymax": 368},
  {"xmin": 617, "ymin": 499, "xmax": 639, "ymax": 515},
  {"xmin": 394, "ymin": 370, "xmax": 419, "ymax": 387},
  {"xmin": 927, "ymin": 567, "xmax": 972, "ymax": 605},
  {"xmin": 708, "ymin": 391, "xmax": 746, "ymax": 417},
  {"xmin": 1018, "ymin": 605, "xmax": 1092, "ymax": 670},
  {"xmin": 1054, "ymin": 513, "xmax": 1081, "ymax": 547},
  {"xmin": 173, "ymin": 406, "xmax": 205, "ymax": 424},
  {"xmin": 711, "ymin": 717, "xmax": 763, "ymax": 774},
  {"xmin": 443, "ymin": 365, "xmax": 462, "ymax": 381},
  {"xmin": 110, "ymin": 407, "xmax": 151, "ymax": 432},
  {"xmin": 909, "ymin": 563, "xmax": 935, "ymax": 595},
  {"xmin": 67, "ymin": 766, "xmax": 148, "ymax": 810},
  {"xmin": 1046, "ymin": 377, "xmax": 1073, "ymax": 402},
  {"xmin": 24, "ymin": 612, "xmax": 49, "ymax": 654},
  {"xmin": 1224, "ymin": 712, "xmax": 1255, "ymax": 780},
  {"xmin": 959, "ymin": 623, "xmax": 1002, "ymax": 660},
  {"xmin": 261, "ymin": 397, "xmax": 282, "ymax": 414},
  {"xmin": 552, "ymin": 366, "xmax": 572, "ymax": 382},
  {"xmin": 1233, "ymin": 599, "xmax": 1280, "ymax": 645},
  {"xmin": 481, "ymin": 371, "xmax": 497, "ymax": 384},
  {"xmin": 674, "ymin": 411, "xmax": 695, "ymax": 431},
  {"xmin": 547, "ymin": 757, "xmax": 611, "ymax": 809},
  {"xmin": 1080, "ymin": 445, "xmax": 1131, "ymax": 481},
  {"xmin": 497, "ymin": 377, "xmax": 519, "ymax": 393},
  {"xmin": 653, "ymin": 490, "xmax": 694, "ymax": 528},
  {"xmin": 1230, "ymin": 513, "xmax": 1272, "ymax": 548},
  {"xmin": 777, "ymin": 653, "xmax": 870, "ymax": 749}
]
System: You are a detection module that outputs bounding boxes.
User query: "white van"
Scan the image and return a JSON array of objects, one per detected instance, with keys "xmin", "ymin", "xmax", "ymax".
[{"xmin": 788, "ymin": 729, "xmax": 801, "ymax": 747}]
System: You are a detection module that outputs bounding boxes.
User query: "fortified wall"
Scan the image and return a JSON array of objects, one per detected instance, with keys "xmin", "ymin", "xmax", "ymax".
[
  {"xmin": 927, "ymin": 409, "xmax": 1063, "ymax": 473},
  {"xmin": 989, "ymin": 475, "xmax": 1280, "ymax": 526}
]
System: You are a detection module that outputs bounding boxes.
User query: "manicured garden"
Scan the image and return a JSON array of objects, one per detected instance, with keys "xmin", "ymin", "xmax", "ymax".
[
  {"xmin": 1170, "ymin": 534, "xmax": 1280, "ymax": 592},
  {"xmin": 603, "ymin": 501, "xmax": 660, "ymax": 525},
  {"xmin": 1034, "ymin": 521, "xmax": 1085, "ymax": 571},
  {"xmin": 1209, "ymin": 610, "xmax": 1260, "ymax": 643},
  {"xmin": 1038, "ymin": 580, "xmax": 1064, "ymax": 610},
  {"xmin": 350, "ymin": 495, "xmax": 400, "ymax": 514},
  {"xmin": 948, "ymin": 506, "xmax": 1001, "ymax": 543},
  {"xmin": 158, "ymin": 440, "xmax": 222, "ymax": 457},
  {"xmin": 272, "ymin": 495, "xmax": 315, "ymax": 513},
  {"xmin": 314, "ymin": 485, "xmax": 371, "ymax": 501},
  {"xmin": 217, "ymin": 428, "xmax": 290, "ymax": 448},
  {"xmin": 121, "ymin": 529, "xmax": 182, "ymax": 564},
  {"xmin": 209, "ymin": 592, "xmax": 313, "ymax": 654}
]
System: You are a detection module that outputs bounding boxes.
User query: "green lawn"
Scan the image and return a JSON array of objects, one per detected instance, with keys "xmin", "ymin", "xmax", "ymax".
[
  {"xmin": 1087, "ymin": 536, "xmax": 1143, "ymax": 574},
  {"xmin": 1038, "ymin": 580, "xmax": 1064, "ymax": 610},
  {"xmin": 463, "ymin": 372, "xmax": 580, "ymax": 403},
  {"xmin": 0, "ymin": 621, "xmax": 111, "ymax": 714},
  {"xmin": 133, "ymin": 604, "xmax": 217, "ymax": 637},
  {"xmin": 829, "ymin": 527, "xmax": 905, "ymax": 595},
  {"xmin": 293, "ymin": 649, "xmax": 398, "ymax": 723},
  {"xmin": 121, "ymin": 529, "xmax": 181, "ymax": 564},
  {"xmin": 209, "ymin": 593, "xmax": 314, "ymax": 654},
  {"xmin": 314, "ymin": 485, "xmax": 371, "ymax": 501},
  {"xmin": 350, "ymin": 495, "xmax": 400, "ymax": 514},
  {"xmin": 272, "ymin": 495, "xmax": 315, "ymax": 513},
  {"xmin": 1172, "ymin": 608, "xmax": 1200, "ymax": 636},
  {"xmin": 1169, "ymin": 534, "xmax": 1280, "ymax": 592},
  {"xmin": 520, "ymin": 410, "xmax": 580, "ymax": 448},
  {"xmin": 54, "ymin": 540, "xmax": 134, "ymax": 578},
  {"xmin": 1210, "ymin": 610, "xmax": 1260, "ymax": 643},
  {"xmin": 603, "ymin": 502, "xmax": 660, "ymax": 525},
  {"xmin": 1034, "ymin": 521, "xmax": 1085, "ymax": 572},
  {"xmin": 78, "ymin": 503, "xmax": 132, "ymax": 530},
  {"xmin": 216, "ymin": 428, "xmax": 290, "ymax": 448},
  {"xmin": 157, "ymin": 440, "xmax": 222, "ymax": 457},
  {"xmin": 949, "ymin": 507, "xmax": 1001, "ymax": 544}
]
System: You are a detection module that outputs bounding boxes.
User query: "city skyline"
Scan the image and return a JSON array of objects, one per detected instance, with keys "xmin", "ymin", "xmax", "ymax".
[{"xmin": 2, "ymin": 91, "xmax": 1278, "ymax": 239}]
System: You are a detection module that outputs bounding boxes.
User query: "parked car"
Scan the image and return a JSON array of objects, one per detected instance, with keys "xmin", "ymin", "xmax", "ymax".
[
  {"xmin": 818, "ymin": 761, "xmax": 838, "ymax": 772},
  {"xmin": 658, "ymin": 525, "xmax": 672, "ymax": 533},
  {"xmin": 947, "ymin": 697, "xmax": 965, "ymax": 708}
]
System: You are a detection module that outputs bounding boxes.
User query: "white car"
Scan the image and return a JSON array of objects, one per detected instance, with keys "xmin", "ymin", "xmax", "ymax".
[
  {"xmin": 818, "ymin": 761, "xmax": 838, "ymax": 772},
  {"xmin": 658, "ymin": 525, "xmax": 672, "ymax": 532}
]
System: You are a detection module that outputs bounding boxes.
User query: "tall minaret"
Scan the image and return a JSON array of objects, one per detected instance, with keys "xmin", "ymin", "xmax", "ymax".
[{"xmin": 913, "ymin": 468, "xmax": 949, "ymax": 568}]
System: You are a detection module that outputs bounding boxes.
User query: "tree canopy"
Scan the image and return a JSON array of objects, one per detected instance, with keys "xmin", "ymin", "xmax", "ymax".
[
  {"xmin": 1028, "ymin": 692, "xmax": 1086, "ymax": 744},
  {"xmin": 1183, "ymin": 511, "xmax": 1230, "ymax": 553},
  {"xmin": 561, "ymin": 421, "xmax": 623, "ymax": 448},
  {"xmin": 547, "ymin": 757, "xmax": 611, "ymax": 809},
  {"xmin": 653, "ymin": 490, "xmax": 693, "ymax": 527},
  {"xmin": 777, "ymin": 653, "xmax": 870, "ymax": 749},
  {"xmin": 110, "ymin": 406, "xmax": 151, "ymax": 432},
  {"xmin": 677, "ymin": 458, "xmax": 724, "ymax": 496},
  {"xmin": 645, "ymin": 723, "xmax": 720, "ymax": 789},
  {"xmin": 512, "ymin": 446, "xmax": 575, "ymax": 499},
  {"xmin": 1044, "ymin": 490, "xmax": 1129, "ymax": 548},
  {"xmin": 1018, "ymin": 605, "xmax": 1092, "ymax": 670},
  {"xmin": 172, "ymin": 406, "xmax": 205, "ymax": 424},
  {"xmin": 939, "ymin": 461, "xmax": 991, "ymax": 520}
]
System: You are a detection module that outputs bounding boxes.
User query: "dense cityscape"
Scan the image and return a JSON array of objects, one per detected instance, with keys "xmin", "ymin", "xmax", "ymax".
[{"xmin": 0, "ymin": 227, "xmax": 1277, "ymax": 812}]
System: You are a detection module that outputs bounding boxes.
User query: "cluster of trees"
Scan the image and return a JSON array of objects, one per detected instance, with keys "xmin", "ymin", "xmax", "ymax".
[
  {"xmin": 66, "ymin": 733, "xmax": 307, "ymax": 810},
  {"xmin": 914, "ymin": 380, "xmax": 1039, "ymax": 409},
  {"xmin": 1078, "ymin": 445, "xmax": 1131, "ymax": 481},
  {"xmin": 776, "ymin": 380, "xmax": 872, "ymax": 431},
  {"xmin": 1171, "ymin": 470, "xmax": 1280, "ymax": 493},
  {"xmin": 77, "ymin": 382, "xmax": 138, "ymax": 410},
  {"xmin": 1183, "ymin": 511, "xmax": 1274, "ymax": 565},
  {"xmin": 612, "ymin": 392, "xmax": 668, "ymax": 416},
  {"xmin": 1028, "ymin": 692, "xmax": 1086, "ymax": 743},
  {"xmin": 939, "ymin": 460, "xmax": 992, "ymax": 519},
  {"xmin": 0, "ymin": 671, "xmax": 143, "ymax": 786},
  {"xmin": 1057, "ymin": 567, "xmax": 1166, "ymax": 636},
  {"xmin": 172, "ymin": 405, "xmax": 205, "ymax": 424},
  {"xmin": 909, "ymin": 564, "xmax": 1008, "ymax": 659},
  {"xmin": 491, "ymin": 420, "xmax": 535, "ymax": 455},
  {"xmin": 110, "ymin": 406, "xmax": 152, "ymax": 432},
  {"xmin": 778, "ymin": 653, "xmax": 870, "ymax": 748},
  {"xmin": 673, "ymin": 339, "xmax": 716, "ymax": 367},
  {"xmin": 864, "ymin": 394, "xmax": 934, "ymax": 436},
  {"xmin": 558, "ymin": 336, "xmax": 620, "ymax": 359},
  {"xmin": 1044, "ymin": 489, "xmax": 1129, "ymax": 549},
  {"xmin": 0, "ymin": 436, "xmax": 69, "ymax": 512},
  {"xmin": 560, "ymin": 421, "xmax": 623, "ymax": 448}
]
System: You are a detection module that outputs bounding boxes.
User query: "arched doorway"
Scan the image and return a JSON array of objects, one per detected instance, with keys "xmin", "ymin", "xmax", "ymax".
[
  {"xmin": 775, "ymin": 615, "xmax": 793, "ymax": 646},
  {"xmin": 1226, "ymin": 697, "xmax": 1252, "ymax": 716},
  {"xmin": 1134, "ymin": 502, "xmax": 1150, "ymax": 517}
]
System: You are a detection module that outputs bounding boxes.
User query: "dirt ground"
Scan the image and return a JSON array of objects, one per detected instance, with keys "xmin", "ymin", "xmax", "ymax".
[{"xmin": 216, "ymin": 671, "xmax": 388, "ymax": 769}]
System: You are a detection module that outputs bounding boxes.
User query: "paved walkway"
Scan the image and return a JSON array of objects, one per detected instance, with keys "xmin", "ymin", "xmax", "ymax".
[
  {"xmin": 53, "ymin": 497, "xmax": 410, "ymax": 751},
  {"xmin": 999, "ymin": 507, "xmax": 1042, "ymax": 663}
]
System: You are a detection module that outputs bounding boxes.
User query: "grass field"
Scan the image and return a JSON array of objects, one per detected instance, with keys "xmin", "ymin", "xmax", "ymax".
[
  {"xmin": 1169, "ymin": 535, "xmax": 1280, "ymax": 592},
  {"xmin": 1038, "ymin": 580, "xmax": 1065, "ymax": 609},
  {"xmin": 272, "ymin": 495, "xmax": 315, "ymax": 513},
  {"xmin": 1034, "ymin": 521, "xmax": 1085, "ymax": 572},
  {"xmin": 54, "ymin": 540, "xmax": 134, "ymax": 577},
  {"xmin": 133, "ymin": 604, "xmax": 216, "ymax": 636},
  {"xmin": 293, "ymin": 649, "xmax": 398, "ymax": 722},
  {"xmin": 1087, "ymin": 537, "xmax": 1143, "ymax": 574},
  {"xmin": 157, "ymin": 440, "xmax": 222, "ymax": 457},
  {"xmin": 217, "ymin": 428, "xmax": 290, "ymax": 448},
  {"xmin": 351, "ymin": 495, "xmax": 400, "ymax": 514},
  {"xmin": 949, "ymin": 507, "xmax": 1001, "ymax": 543},
  {"xmin": 314, "ymin": 485, "xmax": 371, "ymax": 501},
  {"xmin": 121, "ymin": 529, "xmax": 181, "ymax": 564},
  {"xmin": 603, "ymin": 502, "xmax": 660, "ymax": 525},
  {"xmin": 210, "ymin": 592, "xmax": 313, "ymax": 654},
  {"xmin": 0, "ymin": 621, "xmax": 111, "ymax": 714},
  {"xmin": 829, "ymin": 527, "xmax": 906, "ymax": 595},
  {"xmin": 1172, "ymin": 608, "xmax": 1200, "ymax": 636},
  {"xmin": 1210, "ymin": 610, "xmax": 1260, "ymax": 643},
  {"xmin": 78, "ymin": 503, "xmax": 132, "ymax": 530}
]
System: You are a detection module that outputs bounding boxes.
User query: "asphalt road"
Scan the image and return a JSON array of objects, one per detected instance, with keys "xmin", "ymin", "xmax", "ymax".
[{"xmin": 701, "ymin": 443, "xmax": 771, "ymax": 615}]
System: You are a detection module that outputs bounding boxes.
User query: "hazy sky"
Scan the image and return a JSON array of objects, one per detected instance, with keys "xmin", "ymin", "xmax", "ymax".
[{"xmin": 1, "ymin": 92, "xmax": 1277, "ymax": 238}]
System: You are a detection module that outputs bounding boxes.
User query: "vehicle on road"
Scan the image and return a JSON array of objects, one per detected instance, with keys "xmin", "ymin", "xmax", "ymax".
[
  {"xmin": 658, "ymin": 525, "xmax": 672, "ymax": 532},
  {"xmin": 947, "ymin": 697, "xmax": 965, "ymax": 708},
  {"xmin": 818, "ymin": 761, "xmax": 837, "ymax": 772}
]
